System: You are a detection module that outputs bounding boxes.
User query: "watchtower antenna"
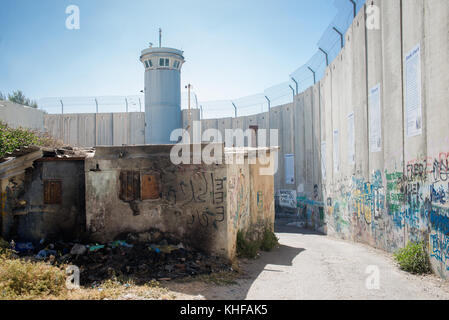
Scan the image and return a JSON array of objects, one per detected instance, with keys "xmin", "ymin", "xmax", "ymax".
[{"xmin": 159, "ymin": 28, "xmax": 162, "ymax": 47}]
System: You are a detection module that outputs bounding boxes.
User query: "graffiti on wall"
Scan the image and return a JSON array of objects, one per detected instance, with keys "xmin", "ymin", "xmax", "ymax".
[
  {"xmin": 228, "ymin": 171, "xmax": 249, "ymax": 229},
  {"xmin": 324, "ymin": 152, "xmax": 449, "ymax": 276},
  {"xmin": 165, "ymin": 170, "xmax": 228, "ymax": 230},
  {"xmin": 279, "ymin": 190, "xmax": 297, "ymax": 209}
]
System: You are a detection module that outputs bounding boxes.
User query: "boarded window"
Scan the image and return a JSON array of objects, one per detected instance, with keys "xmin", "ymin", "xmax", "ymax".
[
  {"xmin": 141, "ymin": 174, "xmax": 160, "ymax": 200},
  {"xmin": 119, "ymin": 171, "xmax": 140, "ymax": 202},
  {"xmin": 44, "ymin": 180, "xmax": 62, "ymax": 204}
]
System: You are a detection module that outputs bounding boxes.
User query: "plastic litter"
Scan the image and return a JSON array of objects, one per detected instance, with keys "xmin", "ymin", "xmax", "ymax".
[
  {"xmin": 35, "ymin": 249, "xmax": 57, "ymax": 260},
  {"xmin": 149, "ymin": 244, "xmax": 178, "ymax": 254},
  {"xmin": 109, "ymin": 240, "xmax": 133, "ymax": 248},
  {"xmin": 15, "ymin": 242, "xmax": 34, "ymax": 253},
  {"xmin": 89, "ymin": 245, "xmax": 105, "ymax": 252},
  {"xmin": 149, "ymin": 244, "xmax": 161, "ymax": 253}
]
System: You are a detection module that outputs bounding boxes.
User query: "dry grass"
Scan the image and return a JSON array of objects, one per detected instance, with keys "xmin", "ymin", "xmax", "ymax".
[{"xmin": 0, "ymin": 249, "xmax": 176, "ymax": 300}]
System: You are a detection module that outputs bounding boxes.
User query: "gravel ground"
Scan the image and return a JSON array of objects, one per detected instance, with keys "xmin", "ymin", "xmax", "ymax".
[{"xmin": 167, "ymin": 220, "xmax": 449, "ymax": 300}]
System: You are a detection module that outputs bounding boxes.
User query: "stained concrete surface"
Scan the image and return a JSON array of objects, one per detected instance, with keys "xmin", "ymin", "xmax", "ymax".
[{"xmin": 168, "ymin": 218, "xmax": 449, "ymax": 300}]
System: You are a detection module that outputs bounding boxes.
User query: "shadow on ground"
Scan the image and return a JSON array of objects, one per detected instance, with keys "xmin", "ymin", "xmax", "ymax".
[{"xmin": 166, "ymin": 217, "xmax": 325, "ymax": 300}]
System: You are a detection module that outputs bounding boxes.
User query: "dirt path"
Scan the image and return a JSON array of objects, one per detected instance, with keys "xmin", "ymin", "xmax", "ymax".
[{"xmin": 166, "ymin": 222, "xmax": 449, "ymax": 300}]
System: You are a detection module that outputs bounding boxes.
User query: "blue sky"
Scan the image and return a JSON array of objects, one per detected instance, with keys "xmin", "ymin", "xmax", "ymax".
[{"xmin": 0, "ymin": 0, "xmax": 337, "ymax": 104}]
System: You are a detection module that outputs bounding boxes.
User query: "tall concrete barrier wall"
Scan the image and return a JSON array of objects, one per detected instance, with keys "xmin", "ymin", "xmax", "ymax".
[
  {"xmin": 44, "ymin": 112, "xmax": 145, "ymax": 147},
  {"xmin": 0, "ymin": 100, "xmax": 45, "ymax": 131},
  {"xmin": 318, "ymin": 0, "xmax": 449, "ymax": 280},
  {"xmin": 41, "ymin": 0, "xmax": 449, "ymax": 279}
]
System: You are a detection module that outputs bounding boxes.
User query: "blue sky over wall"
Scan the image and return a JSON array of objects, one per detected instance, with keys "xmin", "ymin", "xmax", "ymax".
[{"xmin": 0, "ymin": 0, "xmax": 337, "ymax": 103}]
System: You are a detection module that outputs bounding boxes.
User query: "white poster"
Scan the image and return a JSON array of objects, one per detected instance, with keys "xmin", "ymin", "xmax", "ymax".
[
  {"xmin": 321, "ymin": 141, "xmax": 326, "ymax": 181},
  {"xmin": 369, "ymin": 84, "xmax": 382, "ymax": 153},
  {"xmin": 333, "ymin": 130, "xmax": 340, "ymax": 173},
  {"xmin": 279, "ymin": 190, "xmax": 297, "ymax": 209},
  {"xmin": 284, "ymin": 154, "xmax": 295, "ymax": 185},
  {"xmin": 405, "ymin": 44, "xmax": 422, "ymax": 137},
  {"xmin": 348, "ymin": 113, "xmax": 355, "ymax": 165}
]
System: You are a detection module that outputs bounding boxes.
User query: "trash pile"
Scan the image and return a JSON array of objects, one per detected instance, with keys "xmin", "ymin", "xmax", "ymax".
[{"xmin": 7, "ymin": 230, "xmax": 231, "ymax": 285}]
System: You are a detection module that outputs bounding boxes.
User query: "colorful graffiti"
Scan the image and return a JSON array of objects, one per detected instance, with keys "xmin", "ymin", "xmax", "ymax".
[
  {"xmin": 323, "ymin": 153, "xmax": 449, "ymax": 277},
  {"xmin": 228, "ymin": 171, "xmax": 249, "ymax": 229},
  {"xmin": 430, "ymin": 232, "xmax": 449, "ymax": 271}
]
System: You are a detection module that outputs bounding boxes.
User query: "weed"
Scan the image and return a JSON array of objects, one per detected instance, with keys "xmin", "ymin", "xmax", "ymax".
[
  {"xmin": 237, "ymin": 226, "xmax": 279, "ymax": 258},
  {"xmin": 237, "ymin": 231, "xmax": 260, "ymax": 259},
  {"xmin": 260, "ymin": 227, "xmax": 279, "ymax": 252},
  {"xmin": 394, "ymin": 241, "xmax": 431, "ymax": 275}
]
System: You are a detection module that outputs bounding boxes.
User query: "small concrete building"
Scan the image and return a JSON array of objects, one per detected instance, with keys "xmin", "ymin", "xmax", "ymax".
[
  {"xmin": 0, "ymin": 144, "xmax": 276, "ymax": 261},
  {"xmin": 0, "ymin": 148, "xmax": 89, "ymax": 242},
  {"xmin": 85, "ymin": 144, "xmax": 277, "ymax": 260}
]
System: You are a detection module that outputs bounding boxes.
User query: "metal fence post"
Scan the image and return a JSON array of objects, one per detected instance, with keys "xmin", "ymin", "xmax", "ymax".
[
  {"xmin": 350, "ymin": 0, "xmax": 357, "ymax": 18},
  {"xmin": 289, "ymin": 85, "xmax": 295, "ymax": 101},
  {"xmin": 333, "ymin": 27, "xmax": 344, "ymax": 49},
  {"xmin": 291, "ymin": 77, "xmax": 299, "ymax": 95},
  {"xmin": 308, "ymin": 67, "xmax": 316, "ymax": 84},
  {"xmin": 319, "ymin": 47, "xmax": 329, "ymax": 66}
]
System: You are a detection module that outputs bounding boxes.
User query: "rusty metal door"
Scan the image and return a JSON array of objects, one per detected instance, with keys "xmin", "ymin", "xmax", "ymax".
[{"xmin": 141, "ymin": 174, "xmax": 160, "ymax": 200}]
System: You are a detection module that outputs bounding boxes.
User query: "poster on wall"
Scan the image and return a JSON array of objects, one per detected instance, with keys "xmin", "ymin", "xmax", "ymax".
[
  {"xmin": 284, "ymin": 154, "xmax": 295, "ymax": 185},
  {"xmin": 348, "ymin": 113, "xmax": 355, "ymax": 165},
  {"xmin": 405, "ymin": 44, "xmax": 422, "ymax": 138},
  {"xmin": 369, "ymin": 83, "xmax": 382, "ymax": 153},
  {"xmin": 278, "ymin": 190, "xmax": 297, "ymax": 209},
  {"xmin": 321, "ymin": 141, "xmax": 326, "ymax": 181},
  {"xmin": 333, "ymin": 130, "xmax": 340, "ymax": 174}
]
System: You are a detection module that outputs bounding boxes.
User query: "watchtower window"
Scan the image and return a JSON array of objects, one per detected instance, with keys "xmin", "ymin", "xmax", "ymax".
[
  {"xmin": 159, "ymin": 58, "xmax": 169, "ymax": 67},
  {"xmin": 148, "ymin": 60, "xmax": 153, "ymax": 67},
  {"xmin": 173, "ymin": 60, "xmax": 180, "ymax": 69},
  {"xmin": 144, "ymin": 61, "xmax": 149, "ymax": 68}
]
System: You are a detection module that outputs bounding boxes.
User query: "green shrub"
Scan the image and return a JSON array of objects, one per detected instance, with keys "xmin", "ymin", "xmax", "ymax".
[
  {"xmin": 237, "ymin": 226, "xmax": 279, "ymax": 259},
  {"xmin": 0, "ymin": 252, "xmax": 66, "ymax": 299},
  {"xmin": 236, "ymin": 231, "xmax": 260, "ymax": 259},
  {"xmin": 260, "ymin": 227, "xmax": 279, "ymax": 252},
  {"xmin": 0, "ymin": 121, "xmax": 60, "ymax": 157},
  {"xmin": 394, "ymin": 241, "xmax": 431, "ymax": 274}
]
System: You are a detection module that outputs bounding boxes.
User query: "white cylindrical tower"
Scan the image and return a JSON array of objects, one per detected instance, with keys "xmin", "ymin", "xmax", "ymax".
[{"xmin": 140, "ymin": 46, "xmax": 185, "ymax": 144}]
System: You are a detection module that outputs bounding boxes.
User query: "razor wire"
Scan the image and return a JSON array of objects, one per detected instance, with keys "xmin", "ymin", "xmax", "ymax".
[{"xmin": 37, "ymin": 0, "xmax": 366, "ymax": 119}]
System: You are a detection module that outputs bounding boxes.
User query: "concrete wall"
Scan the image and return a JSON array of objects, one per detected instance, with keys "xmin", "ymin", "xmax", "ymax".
[
  {"xmin": 319, "ymin": 0, "xmax": 449, "ymax": 280},
  {"xmin": 0, "ymin": 100, "xmax": 45, "ymax": 131},
  {"xmin": 44, "ymin": 112, "xmax": 145, "ymax": 147}
]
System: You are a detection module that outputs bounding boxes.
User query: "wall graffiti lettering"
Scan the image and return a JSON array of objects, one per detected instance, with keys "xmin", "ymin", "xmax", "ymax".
[
  {"xmin": 168, "ymin": 172, "xmax": 227, "ymax": 230},
  {"xmin": 430, "ymin": 232, "xmax": 449, "ymax": 271}
]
